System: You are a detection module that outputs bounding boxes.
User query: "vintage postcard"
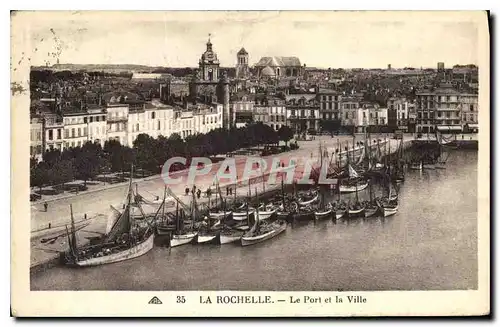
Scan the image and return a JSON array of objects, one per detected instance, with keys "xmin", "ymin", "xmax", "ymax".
[{"xmin": 11, "ymin": 10, "xmax": 490, "ymax": 317}]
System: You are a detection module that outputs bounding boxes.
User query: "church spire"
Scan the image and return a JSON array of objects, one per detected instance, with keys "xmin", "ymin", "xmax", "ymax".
[{"xmin": 206, "ymin": 33, "xmax": 212, "ymax": 50}]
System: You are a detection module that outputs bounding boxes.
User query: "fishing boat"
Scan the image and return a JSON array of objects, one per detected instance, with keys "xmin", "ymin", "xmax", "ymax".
[
  {"xmin": 382, "ymin": 203, "xmax": 399, "ymax": 217},
  {"xmin": 314, "ymin": 189, "xmax": 332, "ymax": 220},
  {"xmin": 298, "ymin": 192, "xmax": 319, "ymax": 206},
  {"xmin": 348, "ymin": 203, "xmax": 365, "ymax": 218},
  {"xmin": 364, "ymin": 179, "xmax": 380, "ymax": 218},
  {"xmin": 257, "ymin": 204, "xmax": 277, "ymax": 220},
  {"xmin": 339, "ymin": 165, "xmax": 368, "ymax": 193},
  {"xmin": 169, "ymin": 189, "xmax": 199, "ymax": 247},
  {"xmin": 334, "ymin": 204, "xmax": 347, "ymax": 219},
  {"xmin": 62, "ymin": 168, "xmax": 156, "ymax": 267},
  {"xmin": 314, "ymin": 203, "xmax": 332, "ymax": 220},
  {"xmin": 232, "ymin": 206, "xmax": 255, "ymax": 221},
  {"xmin": 219, "ymin": 227, "xmax": 245, "ymax": 244},
  {"xmin": 241, "ymin": 210, "xmax": 287, "ymax": 247}
]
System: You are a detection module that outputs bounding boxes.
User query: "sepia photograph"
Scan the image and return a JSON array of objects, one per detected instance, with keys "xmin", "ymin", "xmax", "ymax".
[{"xmin": 10, "ymin": 10, "xmax": 490, "ymax": 317}]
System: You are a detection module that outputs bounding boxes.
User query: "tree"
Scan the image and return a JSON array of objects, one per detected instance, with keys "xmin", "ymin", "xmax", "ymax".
[
  {"xmin": 74, "ymin": 142, "xmax": 102, "ymax": 186},
  {"xmin": 277, "ymin": 125, "xmax": 294, "ymax": 146}
]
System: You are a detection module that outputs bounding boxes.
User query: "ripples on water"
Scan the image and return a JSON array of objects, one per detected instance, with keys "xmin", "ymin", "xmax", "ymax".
[{"xmin": 31, "ymin": 150, "xmax": 477, "ymax": 291}]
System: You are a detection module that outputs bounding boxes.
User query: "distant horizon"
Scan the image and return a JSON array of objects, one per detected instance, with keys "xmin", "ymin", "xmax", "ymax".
[
  {"xmin": 14, "ymin": 11, "xmax": 480, "ymax": 70},
  {"xmin": 31, "ymin": 62, "xmax": 478, "ymax": 71}
]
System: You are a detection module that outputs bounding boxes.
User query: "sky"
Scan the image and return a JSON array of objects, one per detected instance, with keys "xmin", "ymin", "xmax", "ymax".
[{"xmin": 12, "ymin": 11, "xmax": 482, "ymax": 69}]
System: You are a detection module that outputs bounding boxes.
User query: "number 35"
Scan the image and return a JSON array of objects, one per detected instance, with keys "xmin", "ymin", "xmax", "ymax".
[{"xmin": 177, "ymin": 296, "xmax": 186, "ymax": 303}]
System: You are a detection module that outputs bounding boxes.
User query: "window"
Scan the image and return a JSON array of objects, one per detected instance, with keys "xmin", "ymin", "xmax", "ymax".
[
  {"xmin": 90, "ymin": 117, "xmax": 93, "ymax": 123},
  {"xmin": 301, "ymin": 110, "xmax": 305, "ymax": 117},
  {"xmin": 77, "ymin": 128, "xmax": 81, "ymax": 137},
  {"xmin": 446, "ymin": 112, "xmax": 451, "ymax": 118},
  {"xmin": 84, "ymin": 117, "xmax": 87, "ymax": 123},
  {"xmin": 136, "ymin": 123, "xmax": 139, "ymax": 132},
  {"xmin": 345, "ymin": 112, "xmax": 348, "ymax": 119},
  {"xmin": 152, "ymin": 112, "xmax": 156, "ymax": 119},
  {"xmin": 402, "ymin": 113, "xmax": 405, "ymax": 120},
  {"xmin": 158, "ymin": 120, "xmax": 161, "ymax": 130},
  {"xmin": 470, "ymin": 104, "xmax": 474, "ymax": 111},
  {"xmin": 291, "ymin": 110, "xmax": 296, "ymax": 116},
  {"xmin": 83, "ymin": 127, "xmax": 88, "ymax": 136},
  {"xmin": 57, "ymin": 129, "xmax": 61, "ymax": 139},
  {"xmin": 48, "ymin": 130, "xmax": 53, "ymax": 141},
  {"xmin": 65, "ymin": 129, "xmax": 69, "ymax": 138}
]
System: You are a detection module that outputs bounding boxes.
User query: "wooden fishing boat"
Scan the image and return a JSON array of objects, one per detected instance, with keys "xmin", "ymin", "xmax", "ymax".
[
  {"xmin": 348, "ymin": 204, "xmax": 366, "ymax": 218},
  {"xmin": 364, "ymin": 203, "xmax": 379, "ymax": 218},
  {"xmin": 314, "ymin": 204, "xmax": 332, "ymax": 220},
  {"xmin": 232, "ymin": 207, "xmax": 255, "ymax": 221},
  {"xmin": 241, "ymin": 209, "xmax": 287, "ymax": 246},
  {"xmin": 298, "ymin": 193, "xmax": 319, "ymax": 206},
  {"xmin": 209, "ymin": 210, "xmax": 232, "ymax": 220},
  {"xmin": 170, "ymin": 231, "xmax": 198, "ymax": 247},
  {"xmin": 257, "ymin": 206, "xmax": 277, "ymax": 220},
  {"xmin": 62, "ymin": 168, "xmax": 157, "ymax": 267},
  {"xmin": 339, "ymin": 180, "xmax": 368, "ymax": 193},
  {"xmin": 220, "ymin": 228, "xmax": 245, "ymax": 244},
  {"xmin": 382, "ymin": 204, "xmax": 399, "ymax": 217}
]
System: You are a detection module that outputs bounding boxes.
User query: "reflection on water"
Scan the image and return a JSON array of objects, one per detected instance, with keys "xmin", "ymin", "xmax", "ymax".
[{"xmin": 31, "ymin": 150, "xmax": 477, "ymax": 291}]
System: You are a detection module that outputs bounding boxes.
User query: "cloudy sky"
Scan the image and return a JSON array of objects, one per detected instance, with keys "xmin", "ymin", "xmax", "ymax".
[{"xmin": 13, "ymin": 11, "xmax": 482, "ymax": 69}]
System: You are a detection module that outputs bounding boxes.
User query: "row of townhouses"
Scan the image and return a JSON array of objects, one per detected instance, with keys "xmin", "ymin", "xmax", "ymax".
[
  {"xmin": 30, "ymin": 98, "xmax": 223, "ymax": 161},
  {"xmin": 30, "ymin": 84, "xmax": 478, "ymax": 161}
]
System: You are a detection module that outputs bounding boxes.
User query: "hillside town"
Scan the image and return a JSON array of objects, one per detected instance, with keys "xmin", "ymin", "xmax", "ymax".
[{"xmin": 30, "ymin": 36, "xmax": 479, "ymax": 163}]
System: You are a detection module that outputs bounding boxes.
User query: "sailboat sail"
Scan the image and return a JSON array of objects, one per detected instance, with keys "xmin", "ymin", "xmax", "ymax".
[
  {"xmin": 105, "ymin": 205, "xmax": 122, "ymax": 235},
  {"xmin": 105, "ymin": 204, "xmax": 131, "ymax": 242},
  {"xmin": 348, "ymin": 165, "xmax": 359, "ymax": 178}
]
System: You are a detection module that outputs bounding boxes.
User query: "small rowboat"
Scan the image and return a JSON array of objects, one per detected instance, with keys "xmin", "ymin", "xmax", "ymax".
[{"xmin": 364, "ymin": 205, "xmax": 379, "ymax": 218}]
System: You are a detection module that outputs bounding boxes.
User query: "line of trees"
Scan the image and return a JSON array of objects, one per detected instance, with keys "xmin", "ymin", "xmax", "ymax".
[{"xmin": 30, "ymin": 123, "xmax": 295, "ymax": 191}]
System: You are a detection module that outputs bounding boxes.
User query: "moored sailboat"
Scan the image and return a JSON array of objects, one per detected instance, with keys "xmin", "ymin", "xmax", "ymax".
[
  {"xmin": 241, "ymin": 210, "xmax": 287, "ymax": 247},
  {"xmin": 62, "ymin": 167, "xmax": 156, "ymax": 267}
]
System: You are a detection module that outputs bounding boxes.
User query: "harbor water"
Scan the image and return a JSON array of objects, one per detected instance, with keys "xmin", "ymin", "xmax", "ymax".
[{"xmin": 31, "ymin": 149, "xmax": 477, "ymax": 291}]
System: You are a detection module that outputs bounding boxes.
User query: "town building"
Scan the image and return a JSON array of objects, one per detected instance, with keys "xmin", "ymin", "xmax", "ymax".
[
  {"xmin": 189, "ymin": 35, "xmax": 230, "ymax": 128},
  {"xmin": 86, "ymin": 107, "xmax": 107, "ymax": 147},
  {"xmin": 106, "ymin": 103, "xmax": 129, "ymax": 145},
  {"xmin": 253, "ymin": 97, "xmax": 287, "ymax": 131},
  {"xmin": 254, "ymin": 56, "xmax": 304, "ymax": 79},
  {"xmin": 318, "ymin": 88, "xmax": 343, "ymax": 121},
  {"xmin": 387, "ymin": 97, "xmax": 409, "ymax": 131},
  {"xmin": 235, "ymin": 47, "xmax": 250, "ymax": 79},
  {"xmin": 460, "ymin": 93, "xmax": 479, "ymax": 133},
  {"xmin": 416, "ymin": 83, "xmax": 467, "ymax": 134},
  {"xmin": 285, "ymin": 94, "xmax": 320, "ymax": 134},
  {"xmin": 63, "ymin": 110, "xmax": 89, "ymax": 149},
  {"xmin": 30, "ymin": 117, "xmax": 44, "ymax": 161}
]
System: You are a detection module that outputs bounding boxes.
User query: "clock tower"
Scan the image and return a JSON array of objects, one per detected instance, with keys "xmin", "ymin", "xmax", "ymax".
[{"xmin": 199, "ymin": 34, "xmax": 220, "ymax": 82}]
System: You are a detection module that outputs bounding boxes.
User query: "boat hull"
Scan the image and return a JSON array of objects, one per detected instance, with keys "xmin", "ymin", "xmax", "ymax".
[
  {"xmin": 364, "ymin": 207, "xmax": 379, "ymax": 218},
  {"xmin": 220, "ymin": 232, "xmax": 244, "ymax": 244},
  {"xmin": 170, "ymin": 232, "xmax": 198, "ymax": 247},
  {"xmin": 241, "ymin": 222, "xmax": 287, "ymax": 246},
  {"xmin": 73, "ymin": 233, "xmax": 155, "ymax": 267},
  {"xmin": 209, "ymin": 211, "xmax": 232, "ymax": 220},
  {"xmin": 258, "ymin": 209, "xmax": 276, "ymax": 220},
  {"xmin": 348, "ymin": 207, "xmax": 365, "ymax": 218},
  {"xmin": 335, "ymin": 210, "xmax": 347, "ymax": 220},
  {"xmin": 298, "ymin": 194, "xmax": 319, "ymax": 206},
  {"xmin": 196, "ymin": 233, "xmax": 220, "ymax": 244},
  {"xmin": 383, "ymin": 206, "xmax": 398, "ymax": 217},
  {"xmin": 339, "ymin": 182, "xmax": 368, "ymax": 193},
  {"xmin": 314, "ymin": 209, "xmax": 332, "ymax": 220},
  {"xmin": 232, "ymin": 209, "xmax": 255, "ymax": 221}
]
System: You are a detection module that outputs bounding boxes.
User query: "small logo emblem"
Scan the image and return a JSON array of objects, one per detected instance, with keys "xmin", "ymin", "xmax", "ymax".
[{"xmin": 148, "ymin": 296, "xmax": 162, "ymax": 304}]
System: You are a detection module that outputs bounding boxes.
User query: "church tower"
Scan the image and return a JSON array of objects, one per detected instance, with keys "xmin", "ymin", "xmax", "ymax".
[
  {"xmin": 236, "ymin": 47, "xmax": 249, "ymax": 79},
  {"xmin": 199, "ymin": 34, "xmax": 220, "ymax": 82}
]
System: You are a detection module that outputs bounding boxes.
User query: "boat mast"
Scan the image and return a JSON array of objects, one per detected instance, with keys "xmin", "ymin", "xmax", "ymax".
[
  {"xmin": 337, "ymin": 138, "xmax": 340, "ymax": 169},
  {"xmin": 69, "ymin": 204, "xmax": 78, "ymax": 253}
]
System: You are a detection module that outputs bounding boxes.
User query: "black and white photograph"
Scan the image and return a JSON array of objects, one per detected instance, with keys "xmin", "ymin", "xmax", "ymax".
[{"xmin": 11, "ymin": 10, "xmax": 490, "ymax": 317}]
